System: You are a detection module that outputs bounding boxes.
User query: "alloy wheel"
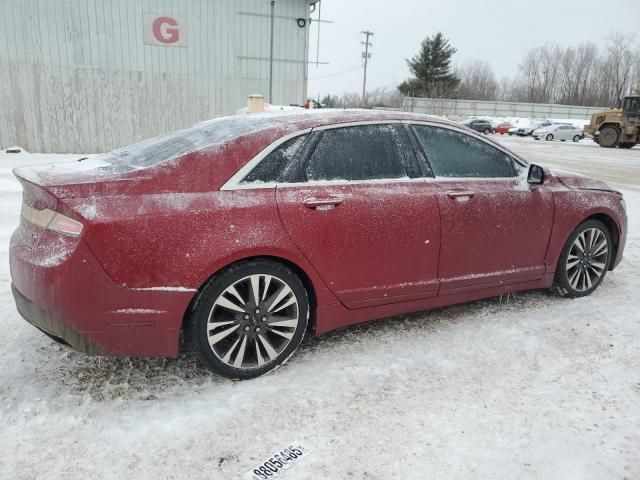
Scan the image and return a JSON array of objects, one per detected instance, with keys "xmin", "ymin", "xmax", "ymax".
[
  {"xmin": 207, "ymin": 274, "xmax": 300, "ymax": 369},
  {"xmin": 565, "ymin": 227, "xmax": 608, "ymax": 292}
]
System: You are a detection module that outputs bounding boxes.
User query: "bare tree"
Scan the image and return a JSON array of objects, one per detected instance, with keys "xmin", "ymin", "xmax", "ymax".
[
  {"xmin": 632, "ymin": 48, "xmax": 640, "ymax": 95},
  {"xmin": 605, "ymin": 32, "xmax": 635, "ymax": 107},
  {"xmin": 455, "ymin": 60, "xmax": 498, "ymax": 100}
]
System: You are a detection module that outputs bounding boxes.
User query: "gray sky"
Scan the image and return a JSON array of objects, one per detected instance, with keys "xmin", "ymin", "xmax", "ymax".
[{"xmin": 306, "ymin": 0, "xmax": 640, "ymax": 100}]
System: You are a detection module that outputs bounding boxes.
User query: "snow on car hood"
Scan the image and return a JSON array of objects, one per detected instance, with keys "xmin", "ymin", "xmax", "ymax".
[{"xmin": 551, "ymin": 169, "xmax": 617, "ymax": 193}]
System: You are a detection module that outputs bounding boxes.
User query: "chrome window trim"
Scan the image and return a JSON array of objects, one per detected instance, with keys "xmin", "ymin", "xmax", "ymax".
[
  {"xmin": 221, "ymin": 175, "xmax": 522, "ymax": 191},
  {"xmin": 220, "ymin": 120, "xmax": 405, "ymax": 191},
  {"xmin": 219, "ymin": 128, "xmax": 312, "ymax": 191},
  {"xmin": 219, "ymin": 118, "xmax": 530, "ymax": 191}
]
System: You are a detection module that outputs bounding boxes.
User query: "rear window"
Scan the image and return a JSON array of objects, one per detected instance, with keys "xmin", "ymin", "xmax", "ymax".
[{"xmin": 94, "ymin": 115, "xmax": 303, "ymax": 174}]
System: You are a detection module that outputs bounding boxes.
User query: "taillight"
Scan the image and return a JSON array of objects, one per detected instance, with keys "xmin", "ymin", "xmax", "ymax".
[{"xmin": 21, "ymin": 203, "xmax": 83, "ymax": 236}]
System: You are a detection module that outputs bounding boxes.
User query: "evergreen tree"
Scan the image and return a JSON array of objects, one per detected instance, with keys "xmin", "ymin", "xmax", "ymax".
[
  {"xmin": 321, "ymin": 94, "xmax": 336, "ymax": 108},
  {"xmin": 398, "ymin": 33, "xmax": 460, "ymax": 98}
]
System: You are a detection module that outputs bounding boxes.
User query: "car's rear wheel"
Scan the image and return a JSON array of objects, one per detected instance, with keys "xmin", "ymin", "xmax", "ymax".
[
  {"xmin": 620, "ymin": 142, "xmax": 636, "ymax": 149},
  {"xmin": 553, "ymin": 220, "xmax": 612, "ymax": 298},
  {"xmin": 483, "ymin": 127, "xmax": 491, "ymax": 134},
  {"xmin": 546, "ymin": 134, "xmax": 553, "ymax": 141},
  {"xmin": 573, "ymin": 135, "xmax": 581, "ymax": 142},
  {"xmin": 189, "ymin": 260, "xmax": 309, "ymax": 379}
]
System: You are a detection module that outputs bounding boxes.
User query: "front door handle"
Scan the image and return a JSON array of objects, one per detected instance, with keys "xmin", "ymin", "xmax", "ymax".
[
  {"xmin": 303, "ymin": 196, "xmax": 344, "ymax": 210},
  {"xmin": 446, "ymin": 190, "xmax": 475, "ymax": 202}
]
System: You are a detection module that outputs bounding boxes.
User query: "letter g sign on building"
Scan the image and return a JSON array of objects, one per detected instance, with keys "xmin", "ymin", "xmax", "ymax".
[{"xmin": 144, "ymin": 15, "xmax": 187, "ymax": 47}]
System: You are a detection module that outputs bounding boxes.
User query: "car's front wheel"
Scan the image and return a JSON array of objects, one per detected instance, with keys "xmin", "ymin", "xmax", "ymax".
[
  {"xmin": 573, "ymin": 135, "xmax": 581, "ymax": 142},
  {"xmin": 553, "ymin": 220, "xmax": 612, "ymax": 298},
  {"xmin": 189, "ymin": 260, "xmax": 309, "ymax": 379}
]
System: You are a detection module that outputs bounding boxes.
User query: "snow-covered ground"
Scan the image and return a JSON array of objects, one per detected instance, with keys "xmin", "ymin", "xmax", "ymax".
[{"xmin": 1, "ymin": 141, "xmax": 639, "ymax": 480}]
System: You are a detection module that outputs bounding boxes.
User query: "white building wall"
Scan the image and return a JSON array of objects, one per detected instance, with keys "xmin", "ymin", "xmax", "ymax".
[{"xmin": 0, "ymin": 0, "xmax": 311, "ymax": 153}]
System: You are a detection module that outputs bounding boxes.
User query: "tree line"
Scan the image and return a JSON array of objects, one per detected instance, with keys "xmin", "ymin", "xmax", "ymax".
[{"xmin": 322, "ymin": 32, "xmax": 640, "ymax": 109}]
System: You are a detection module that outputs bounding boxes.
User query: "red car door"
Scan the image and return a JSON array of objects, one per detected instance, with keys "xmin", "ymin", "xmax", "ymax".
[
  {"xmin": 276, "ymin": 123, "xmax": 441, "ymax": 308},
  {"xmin": 409, "ymin": 123, "xmax": 554, "ymax": 292}
]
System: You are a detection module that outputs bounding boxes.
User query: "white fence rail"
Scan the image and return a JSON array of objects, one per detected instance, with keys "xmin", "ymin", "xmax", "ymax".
[{"xmin": 401, "ymin": 97, "xmax": 605, "ymax": 120}]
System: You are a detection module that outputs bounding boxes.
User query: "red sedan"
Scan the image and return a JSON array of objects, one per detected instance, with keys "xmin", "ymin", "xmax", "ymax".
[
  {"xmin": 493, "ymin": 122, "xmax": 513, "ymax": 134},
  {"xmin": 10, "ymin": 110, "xmax": 627, "ymax": 379}
]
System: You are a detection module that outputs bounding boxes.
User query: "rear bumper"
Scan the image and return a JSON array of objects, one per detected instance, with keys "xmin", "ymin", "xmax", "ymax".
[
  {"xmin": 9, "ymin": 226, "xmax": 195, "ymax": 357},
  {"xmin": 13, "ymin": 284, "xmax": 101, "ymax": 354}
]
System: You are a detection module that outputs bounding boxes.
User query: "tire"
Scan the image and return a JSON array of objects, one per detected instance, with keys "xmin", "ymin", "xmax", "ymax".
[
  {"xmin": 546, "ymin": 134, "xmax": 553, "ymax": 141},
  {"xmin": 572, "ymin": 135, "xmax": 581, "ymax": 142},
  {"xmin": 598, "ymin": 126, "xmax": 619, "ymax": 148},
  {"xmin": 483, "ymin": 128, "xmax": 491, "ymax": 134},
  {"xmin": 620, "ymin": 142, "xmax": 637, "ymax": 149},
  {"xmin": 553, "ymin": 220, "xmax": 612, "ymax": 298},
  {"xmin": 188, "ymin": 259, "xmax": 309, "ymax": 379}
]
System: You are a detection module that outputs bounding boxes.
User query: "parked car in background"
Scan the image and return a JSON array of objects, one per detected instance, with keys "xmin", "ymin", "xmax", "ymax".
[
  {"xmin": 493, "ymin": 123, "xmax": 513, "ymax": 134},
  {"xmin": 514, "ymin": 121, "xmax": 554, "ymax": 137},
  {"xmin": 10, "ymin": 110, "xmax": 627, "ymax": 379},
  {"xmin": 462, "ymin": 119, "xmax": 492, "ymax": 134},
  {"xmin": 533, "ymin": 124, "xmax": 584, "ymax": 142},
  {"xmin": 508, "ymin": 126, "xmax": 519, "ymax": 136}
]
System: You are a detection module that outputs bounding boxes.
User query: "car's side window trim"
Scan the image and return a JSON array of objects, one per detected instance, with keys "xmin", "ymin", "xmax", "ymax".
[
  {"xmin": 220, "ymin": 119, "xmax": 529, "ymax": 191},
  {"xmin": 220, "ymin": 129, "xmax": 312, "ymax": 190},
  {"xmin": 402, "ymin": 123, "xmax": 434, "ymax": 178},
  {"xmin": 221, "ymin": 120, "xmax": 410, "ymax": 191},
  {"xmin": 405, "ymin": 120, "xmax": 527, "ymax": 179}
]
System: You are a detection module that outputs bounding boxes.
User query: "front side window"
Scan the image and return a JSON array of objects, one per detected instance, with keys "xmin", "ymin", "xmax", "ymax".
[
  {"xmin": 412, "ymin": 125, "xmax": 516, "ymax": 178},
  {"xmin": 241, "ymin": 135, "xmax": 306, "ymax": 184},
  {"xmin": 305, "ymin": 124, "xmax": 408, "ymax": 181}
]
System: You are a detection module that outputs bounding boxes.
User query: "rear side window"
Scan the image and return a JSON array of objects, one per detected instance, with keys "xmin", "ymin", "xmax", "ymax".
[
  {"xmin": 241, "ymin": 135, "xmax": 306, "ymax": 184},
  {"xmin": 412, "ymin": 125, "xmax": 515, "ymax": 178},
  {"xmin": 305, "ymin": 124, "xmax": 408, "ymax": 181}
]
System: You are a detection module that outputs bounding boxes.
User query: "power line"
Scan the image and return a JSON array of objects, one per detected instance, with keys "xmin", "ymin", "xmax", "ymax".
[{"xmin": 309, "ymin": 65, "xmax": 363, "ymax": 80}]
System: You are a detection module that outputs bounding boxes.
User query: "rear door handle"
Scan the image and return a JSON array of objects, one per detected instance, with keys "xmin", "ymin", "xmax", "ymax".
[
  {"xmin": 446, "ymin": 190, "xmax": 476, "ymax": 201},
  {"xmin": 303, "ymin": 196, "xmax": 344, "ymax": 210}
]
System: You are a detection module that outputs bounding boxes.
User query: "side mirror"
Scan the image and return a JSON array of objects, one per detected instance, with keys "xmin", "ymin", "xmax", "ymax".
[{"xmin": 527, "ymin": 164, "xmax": 545, "ymax": 185}]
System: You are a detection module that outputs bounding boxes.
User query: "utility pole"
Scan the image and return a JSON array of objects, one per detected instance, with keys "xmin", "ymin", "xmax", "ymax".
[
  {"xmin": 361, "ymin": 30, "xmax": 373, "ymax": 107},
  {"xmin": 269, "ymin": 0, "xmax": 275, "ymax": 103}
]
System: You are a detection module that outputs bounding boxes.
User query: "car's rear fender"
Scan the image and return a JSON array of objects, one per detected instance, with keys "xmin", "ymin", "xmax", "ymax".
[{"xmin": 67, "ymin": 189, "xmax": 340, "ymax": 309}]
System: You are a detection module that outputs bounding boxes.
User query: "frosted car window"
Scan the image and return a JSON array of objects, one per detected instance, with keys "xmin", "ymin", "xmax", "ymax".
[
  {"xmin": 242, "ymin": 135, "xmax": 306, "ymax": 184},
  {"xmin": 413, "ymin": 125, "xmax": 515, "ymax": 178},
  {"xmin": 305, "ymin": 125, "xmax": 407, "ymax": 181},
  {"xmin": 92, "ymin": 115, "xmax": 310, "ymax": 174}
]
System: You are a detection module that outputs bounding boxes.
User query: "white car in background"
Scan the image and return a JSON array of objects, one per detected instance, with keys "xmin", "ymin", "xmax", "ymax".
[{"xmin": 533, "ymin": 124, "xmax": 584, "ymax": 142}]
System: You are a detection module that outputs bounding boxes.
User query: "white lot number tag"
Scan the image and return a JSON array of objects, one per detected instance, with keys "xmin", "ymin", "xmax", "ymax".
[{"xmin": 244, "ymin": 442, "xmax": 310, "ymax": 480}]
